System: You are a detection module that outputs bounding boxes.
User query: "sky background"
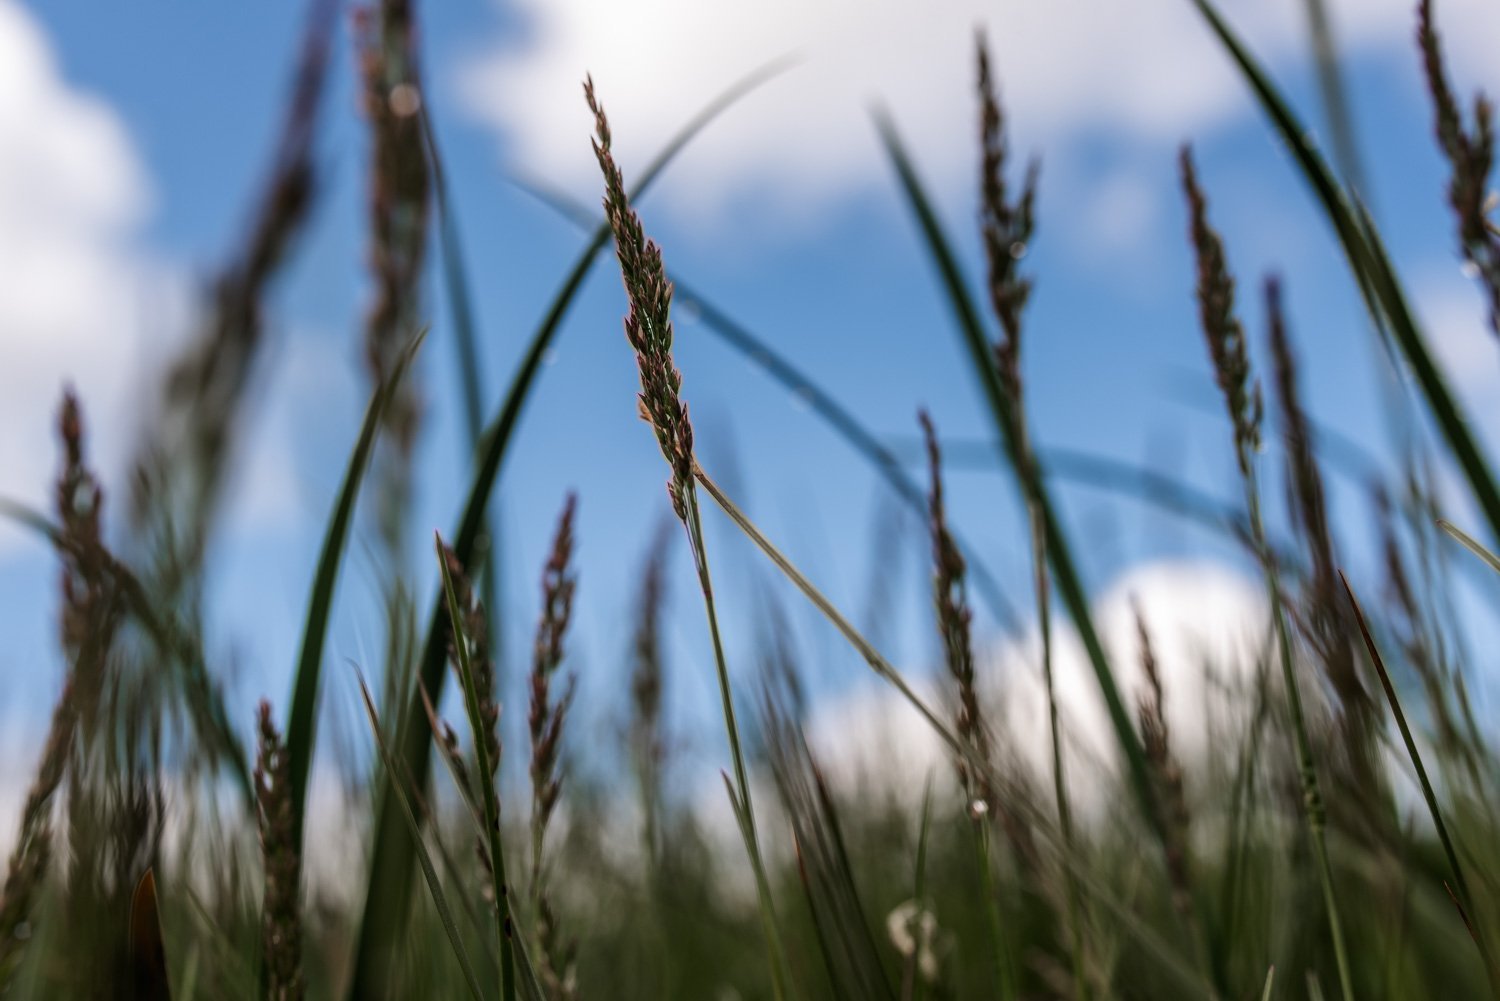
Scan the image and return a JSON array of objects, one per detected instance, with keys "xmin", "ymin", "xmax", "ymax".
[{"xmin": 3, "ymin": 0, "xmax": 1500, "ymax": 795}]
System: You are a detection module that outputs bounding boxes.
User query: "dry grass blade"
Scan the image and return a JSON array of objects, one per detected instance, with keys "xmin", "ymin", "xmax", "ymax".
[
  {"xmin": 1438, "ymin": 518, "xmax": 1500, "ymax": 576},
  {"xmin": 1339, "ymin": 571, "xmax": 1500, "ymax": 995}
]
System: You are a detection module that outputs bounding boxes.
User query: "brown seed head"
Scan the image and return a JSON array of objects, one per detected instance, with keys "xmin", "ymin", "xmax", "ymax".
[
  {"xmin": 1180, "ymin": 146, "xmax": 1262, "ymax": 477},
  {"xmin": 585, "ymin": 78, "xmax": 695, "ymax": 520}
]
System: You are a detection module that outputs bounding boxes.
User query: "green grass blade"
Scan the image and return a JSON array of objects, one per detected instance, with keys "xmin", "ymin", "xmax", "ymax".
[
  {"xmin": 353, "ymin": 669, "xmax": 485, "ymax": 1001},
  {"xmin": 348, "ymin": 60, "xmax": 794, "ymax": 999},
  {"xmin": 1187, "ymin": 0, "xmax": 1500, "ymax": 548},
  {"xmin": 286, "ymin": 330, "xmax": 424, "ymax": 846},
  {"xmin": 1261, "ymin": 965, "xmax": 1276, "ymax": 1001},
  {"xmin": 871, "ymin": 110, "xmax": 1164, "ymax": 842},
  {"xmin": 1340, "ymin": 571, "xmax": 1500, "ymax": 995}
]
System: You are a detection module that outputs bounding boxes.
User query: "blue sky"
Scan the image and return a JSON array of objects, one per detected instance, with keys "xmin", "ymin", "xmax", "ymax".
[{"xmin": 3, "ymin": 0, "xmax": 1500, "ymax": 784}]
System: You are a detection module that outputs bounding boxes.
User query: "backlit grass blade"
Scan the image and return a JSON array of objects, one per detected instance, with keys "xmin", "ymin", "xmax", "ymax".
[
  {"xmin": 872, "ymin": 110, "xmax": 1164, "ymax": 843},
  {"xmin": 349, "ymin": 58, "xmax": 794, "ymax": 999},
  {"xmin": 1438, "ymin": 519, "xmax": 1500, "ymax": 577},
  {"xmin": 1340, "ymin": 571, "xmax": 1500, "ymax": 995},
  {"xmin": 1188, "ymin": 0, "xmax": 1500, "ymax": 548},
  {"xmin": 286, "ymin": 331, "xmax": 424, "ymax": 846},
  {"xmin": 353, "ymin": 669, "xmax": 484, "ymax": 1001}
]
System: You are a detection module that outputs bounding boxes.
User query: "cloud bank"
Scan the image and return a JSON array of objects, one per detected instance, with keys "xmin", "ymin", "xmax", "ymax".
[
  {"xmin": 461, "ymin": 0, "xmax": 1500, "ymax": 225},
  {"xmin": 0, "ymin": 0, "xmax": 166, "ymax": 535}
]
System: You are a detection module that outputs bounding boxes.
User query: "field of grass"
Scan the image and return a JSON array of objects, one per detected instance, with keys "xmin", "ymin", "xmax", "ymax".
[{"xmin": 3, "ymin": 0, "xmax": 1500, "ymax": 998}]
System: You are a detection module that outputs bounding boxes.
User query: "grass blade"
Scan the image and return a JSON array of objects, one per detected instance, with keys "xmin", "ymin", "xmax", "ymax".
[
  {"xmin": 349, "ymin": 59, "xmax": 794, "ymax": 998},
  {"xmin": 353, "ymin": 669, "xmax": 485, "ymax": 1001},
  {"xmin": 286, "ymin": 331, "xmax": 425, "ymax": 846},
  {"xmin": 1340, "ymin": 571, "xmax": 1500, "ymax": 995},
  {"xmin": 1438, "ymin": 518, "xmax": 1500, "ymax": 576},
  {"xmin": 1187, "ymin": 0, "xmax": 1500, "ymax": 549}
]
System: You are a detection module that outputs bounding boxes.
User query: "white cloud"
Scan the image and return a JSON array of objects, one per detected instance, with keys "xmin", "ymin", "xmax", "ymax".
[
  {"xmin": 460, "ymin": 0, "xmax": 1500, "ymax": 228},
  {"xmin": 0, "ymin": 0, "xmax": 167, "ymax": 545},
  {"xmin": 1415, "ymin": 267, "xmax": 1500, "ymax": 397},
  {"xmin": 804, "ymin": 559, "xmax": 1270, "ymax": 817}
]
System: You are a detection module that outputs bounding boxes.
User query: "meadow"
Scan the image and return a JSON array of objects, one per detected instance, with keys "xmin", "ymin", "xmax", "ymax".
[{"xmin": 3, "ymin": 0, "xmax": 1500, "ymax": 998}]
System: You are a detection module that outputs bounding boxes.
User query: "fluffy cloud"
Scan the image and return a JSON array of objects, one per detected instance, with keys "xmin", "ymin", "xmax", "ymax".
[
  {"xmin": 803, "ymin": 559, "xmax": 1269, "ymax": 816},
  {"xmin": 0, "ymin": 0, "xmax": 167, "ymax": 540},
  {"xmin": 461, "ymin": 0, "xmax": 1500, "ymax": 226}
]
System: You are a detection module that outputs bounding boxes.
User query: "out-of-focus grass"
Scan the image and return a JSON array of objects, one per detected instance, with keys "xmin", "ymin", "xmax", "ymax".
[{"xmin": 4, "ymin": 1, "xmax": 1500, "ymax": 999}]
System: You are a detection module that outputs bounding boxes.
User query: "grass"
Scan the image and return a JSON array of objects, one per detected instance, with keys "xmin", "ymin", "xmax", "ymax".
[{"xmin": 6, "ymin": 1, "xmax": 1500, "ymax": 999}]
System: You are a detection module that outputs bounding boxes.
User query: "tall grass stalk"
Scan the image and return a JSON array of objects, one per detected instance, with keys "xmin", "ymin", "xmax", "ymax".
[
  {"xmin": 349, "ymin": 61, "xmax": 791, "ymax": 996},
  {"xmin": 1180, "ymin": 149, "xmax": 1351, "ymax": 1001},
  {"xmin": 586, "ymin": 78, "xmax": 795, "ymax": 999},
  {"xmin": 436, "ymin": 537, "xmax": 515, "ymax": 1001}
]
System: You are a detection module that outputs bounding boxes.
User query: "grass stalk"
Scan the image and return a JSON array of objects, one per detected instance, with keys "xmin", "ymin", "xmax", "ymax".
[
  {"xmin": 436, "ymin": 537, "xmax": 515, "ymax": 1001},
  {"xmin": 1341, "ymin": 571, "xmax": 1500, "ymax": 996},
  {"xmin": 348, "ymin": 61, "xmax": 791, "ymax": 997}
]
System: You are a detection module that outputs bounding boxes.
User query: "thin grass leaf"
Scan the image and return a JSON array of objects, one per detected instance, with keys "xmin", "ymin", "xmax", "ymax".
[
  {"xmin": 1340, "ymin": 571, "xmax": 1500, "ymax": 995},
  {"xmin": 694, "ymin": 461, "xmax": 969, "ymax": 763},
  {"xmin": 1439, "ymin": 518, "xmax": 1500, "ymax": 576},
  {"xmin": 349, "ymin": 59, "xmax": 793, "ymax": 998},
  {"xmin": 1261, "ymin": 965, "xmax": 1276, "ymax": 1001},
  {"xmin": 1187, "ymin": 0, "xmax": 1500, "ymax": 549},
  {"xmin": 353, "ymin": 670, "xmax": 484, "ymax": 1001},
  {"xmin": 872, "ymin": 109, "xmax": 1165, "ymax": 844},
  {"xmin": 286, "ymin": 330, "xmax": 425, "ymax": 846}
]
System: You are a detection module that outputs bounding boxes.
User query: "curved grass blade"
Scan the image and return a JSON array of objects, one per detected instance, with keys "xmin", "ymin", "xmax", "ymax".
[
  {"xmin": 871, "ymin": 110, "xmax": 1164, "ymax": 843},
  {"xmin": 1187, "ymin": 0, "xmax": 1500, "ymax": 548},
  {"xmin": 353, "ymin": 669, "xmax": 485, "ymax": 1001},
  {"xmin": 1340, "ymin": 571, "xmax": 1500, "ymax": 995},
  {"xmin": 349, "ymin": 58, "xmax": 796, "ymax": 999},
  {"xmin": 512, "ymin": 176, "xmax": 1024, "ymax": 634},
  {"xmin": 1439, "ymin": 518, "xmax": 1500, "ymax": 577},
  {"xmin": 286, "ymin": 330, "xmax": 425, "ymax": 846}
]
